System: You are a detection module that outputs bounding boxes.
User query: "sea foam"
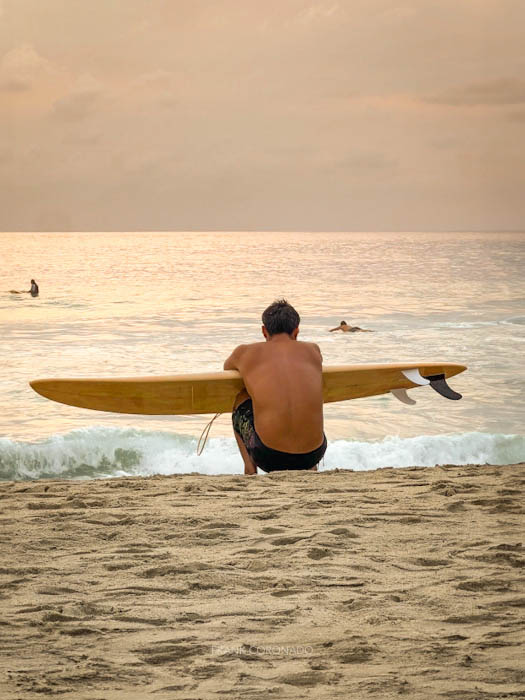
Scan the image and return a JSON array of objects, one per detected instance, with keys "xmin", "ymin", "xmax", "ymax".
[{"xmin": 0, "ymin": 427, "xmax": 523, "ymax": 481}]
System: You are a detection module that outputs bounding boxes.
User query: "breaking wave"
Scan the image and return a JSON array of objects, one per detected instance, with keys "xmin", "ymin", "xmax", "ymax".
[{"xmin": 1, "ymin": 427, "xmax": 524, "ymax": 481}]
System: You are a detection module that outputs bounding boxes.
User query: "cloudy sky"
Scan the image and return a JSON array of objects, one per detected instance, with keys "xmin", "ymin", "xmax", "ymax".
[{"xmin": 1, "ymin": 0, "xmax": 524, "ymax": 231}]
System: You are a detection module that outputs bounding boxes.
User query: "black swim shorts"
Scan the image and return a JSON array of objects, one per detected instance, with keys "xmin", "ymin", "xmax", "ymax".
[{"xmin": 232, "ymin": 399, "xmax": 327, "ymax": 473}]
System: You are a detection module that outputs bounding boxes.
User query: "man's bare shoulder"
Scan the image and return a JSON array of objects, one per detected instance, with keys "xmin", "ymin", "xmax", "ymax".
[
  {"xmin": 298, "ymin": 339, "xmax": 321, "ymax": 350},
  {"xmin": 224, "ymin": 344, "xmax": 247, "ymax": 371},
  {"xmin": 234, "ymin": 341, "xmax": 266, "ymax": 356},
  {"xmin": 231, "ymin": 341, "xmax": 265, "ymax": 352},
  {"xmin": 298, "ymin": 340, "xmax": 323, "ymax": 360},
  {"xmin": 224, "ymin": 342, "xmax": 265, "ymax": 370}
]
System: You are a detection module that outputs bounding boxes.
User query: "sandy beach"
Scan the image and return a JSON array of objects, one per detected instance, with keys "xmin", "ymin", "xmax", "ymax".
[{"xmin": 1, "ymin": 464, "xmax": 524, "ymax": 699}]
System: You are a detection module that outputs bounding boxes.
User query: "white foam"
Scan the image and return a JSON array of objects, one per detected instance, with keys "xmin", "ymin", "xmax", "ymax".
[
  {"xmin": 0, "ymin": 427, "xmax": 523, "ymax": 481},
  {"xmin": 324, "ymin": 432, "xmax": 525, "ymax": 470}
]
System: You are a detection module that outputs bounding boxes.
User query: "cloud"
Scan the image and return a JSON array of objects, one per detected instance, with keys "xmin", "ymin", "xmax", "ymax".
[
  {"xmin": 51, "ymin": 74, "xmax": 104, "ymax": 121},
  {"xmin": 0, "ymin": 43, "xmax": 56, "ymax": 92},
  {"xmin": 128, "ymin": 69, "xmax": 177, "ymax": 107},
  {"xmin": 3, "ymin": 0, "xmax": 525, "ymax": 231},
  {"xmin": 424, "ymin": 78, "xmax": 525, "ymax": 106},
  {"xmin": 295, "ymin": 3, "xmax": 339, "ymax": 24}
]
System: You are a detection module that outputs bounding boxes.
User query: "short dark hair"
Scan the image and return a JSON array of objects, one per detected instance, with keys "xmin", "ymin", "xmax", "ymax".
[{"xmin": 262, "ymin": 299, "xmax": 300, "ymax": 336}]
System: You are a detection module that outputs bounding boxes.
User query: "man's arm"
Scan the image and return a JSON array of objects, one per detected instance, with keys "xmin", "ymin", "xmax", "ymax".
[
  {"xmin": 224, "ymin": 345, "xmax": 245, "ymax": 371},
  {"xmin": 329, "ymin": 326, "xmax": 341, "ymax": 332}
]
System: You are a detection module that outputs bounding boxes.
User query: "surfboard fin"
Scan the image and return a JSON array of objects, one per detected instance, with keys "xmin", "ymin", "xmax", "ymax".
[
  {"xmin": 391, "ymin": 388, "xmax": 417, "ymax": 405},
  {"xmin": 401, "ymin": 368, "xmax": 430, "ymax": 386},
  {"xmin": 423, "ymin": 373, "xmax": 462, "ymax": 401},
  {"xmin": 401, "ymin": 368, "xmax": 462, "ymax": 400}
]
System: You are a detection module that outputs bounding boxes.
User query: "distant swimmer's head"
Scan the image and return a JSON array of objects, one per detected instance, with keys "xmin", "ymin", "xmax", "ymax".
[
  {"xmin": 262, "ymin": 299, "xmax": 300, "ymax": 339},
  {"xmin": 340, "ymin": 320, "xmax": 347, "ymax": 326},
  {"xmin": 31, "ymin": 279, "xmax": 36, "ymax": 284}
]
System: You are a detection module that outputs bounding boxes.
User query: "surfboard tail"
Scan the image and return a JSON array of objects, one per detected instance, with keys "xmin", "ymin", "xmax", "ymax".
[{"xmin": 400, "ymin": 368, "xmax": 463, "ymax": 401}]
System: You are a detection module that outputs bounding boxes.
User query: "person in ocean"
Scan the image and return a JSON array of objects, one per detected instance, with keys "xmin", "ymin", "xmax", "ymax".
[
  {"xmin": 224, "ymin": 299, "xmax": 327, "ymax": 475},
  {"xmin": 329, "ymin": 320, "xmax": 372, "ymax": 333},
  {"xmin": 10, "ymin": 279, "xmax": 39, "ymax": 296}
]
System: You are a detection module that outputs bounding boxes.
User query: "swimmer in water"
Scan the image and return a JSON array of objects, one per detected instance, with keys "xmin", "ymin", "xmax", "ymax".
[
  {"xmin": 11, "ymin": 279, "xmax": 39, "ymax": 296},
  {"xmin": 329, "ymin": 320, "xmax": 373, "ymax": 333}
]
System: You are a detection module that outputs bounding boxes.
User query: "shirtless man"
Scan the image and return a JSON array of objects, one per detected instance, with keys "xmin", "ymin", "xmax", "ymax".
[
  {"xmin": 329, "ymin": 320, "xmax": 372, "ymax": 333},
  {"xmin": 224, "ymin": 299, "xmax": 326, "ymax": 475}
]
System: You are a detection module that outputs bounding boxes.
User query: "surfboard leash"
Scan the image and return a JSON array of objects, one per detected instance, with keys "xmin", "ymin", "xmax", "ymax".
[{"xmin": 197, "ymin": 413, "xmax": 222, "ymax": 456}]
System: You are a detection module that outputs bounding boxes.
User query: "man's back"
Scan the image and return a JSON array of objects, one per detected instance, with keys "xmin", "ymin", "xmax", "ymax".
[{"xmin": 231, "ymin": 336, "xmax": 324, "ymax": 453}]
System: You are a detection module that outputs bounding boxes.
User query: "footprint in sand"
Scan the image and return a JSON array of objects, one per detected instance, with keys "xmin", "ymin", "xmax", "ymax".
[
  {"xmin": 470, "ymin": 497, "xmax": 523, "ymax": 514},
  {"xmin": 26, "ymin": 502, "xmax": 63, "ymax": 510},
  {"xmin": 337, "ymin": 642, "xmax": 377, "ymax": 664},
  {"xmin": 442, "ymin": 613, "xmax": 502, "ymax": 624},
  {"xmin": 469, "ymin": 551, "xmax": 525, "ymax": 568},
  {"xmin": 41, "ymin": 612, "xmax": 81, "ymax": 622},
  {"xmin": 252, "ymin": 511, "xmax": 280, "ymax": 520},
  {"xmin": 103, "ymin": 562, "xmax": 138, "ymax": 571},
  {"xmin": 485, "ymin": 596, "xmax": 525, "ymax": 609},
  {"xmin": 0, "ymin": 566, "xmax": 40, "ymax": 576},
  {"xmin": 135, "ymin": 638, "xmax": 205, "ymax": 665},
  {"xmin": 36, "ymin": 586, "xmax": 79, "ymax": 595},
  {"xmin": 328, "ymin": 527, "xmax": 359, "ymax": 538},
  {"xmin": 138, "ymin": 563, "xmax": 208, "ymax": 580},
  {"xmin": 446, "ymin": 501, "xmax": 467, "ymax": 512},
  {"xmin": 409, "ymin": 557, "xmax": 452, "ymax": 567},
  {"xmin": 113, "ymin": 614, "xmax": 167, "ymax": 626},
  {"xmin": 279, "ymin": 670, "xmax": 340, "ymax": 687},
  {"xmin": 190, "ymin": 664, "xmax": 225, "ymax": 679},
  {"xmin": 490, "ymin": 543, "xmax": 523, "ymax": 552},
  {"xmin": 307, "ymin": 547, "xmax": 333, "ymax": 560},
  {"xmin": 456, "ymin": 579, "xmax": 511, "ymax": 592},
  {"xmin": 271, "ymin": 536, "xmax": 310, "ymax": 546}
]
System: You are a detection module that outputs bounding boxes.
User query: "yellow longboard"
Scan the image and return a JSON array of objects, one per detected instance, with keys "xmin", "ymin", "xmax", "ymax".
[{"xmin": 30, "ymin": 362, "xmax": 466, "ymax": 415}]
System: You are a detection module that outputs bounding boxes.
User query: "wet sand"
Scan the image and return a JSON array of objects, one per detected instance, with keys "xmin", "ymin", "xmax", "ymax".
[{"xmin": 1, "ymin": 463, "xmax": 524, "ymax": 699}]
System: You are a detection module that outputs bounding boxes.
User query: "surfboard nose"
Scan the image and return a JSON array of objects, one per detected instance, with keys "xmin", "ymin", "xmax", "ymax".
[{"xmin": 30, "ymin": 379, "xmax": 52, "ymax": 399}]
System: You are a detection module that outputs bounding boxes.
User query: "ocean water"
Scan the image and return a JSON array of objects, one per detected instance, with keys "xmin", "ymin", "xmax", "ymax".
[{"xmin": 1, "ymin": 231, "xmax": 524, "ymax": 480}]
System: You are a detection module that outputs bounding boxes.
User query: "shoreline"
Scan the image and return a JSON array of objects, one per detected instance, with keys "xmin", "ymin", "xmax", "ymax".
[{"xmin": 1, "ymin": 463, "xmax": 524, "ymax": 699}]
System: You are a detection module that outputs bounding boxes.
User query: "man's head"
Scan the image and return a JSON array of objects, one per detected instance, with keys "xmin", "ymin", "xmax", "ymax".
[{"xmin": 262, "ymin": 299, "xmax": 300, "ymax": 339}]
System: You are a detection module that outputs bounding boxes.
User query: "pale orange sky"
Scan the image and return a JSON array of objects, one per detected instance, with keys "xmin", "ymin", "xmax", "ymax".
[{"xmin": 1, "ymin": 0, "xmax": 524, "ymax": 231}]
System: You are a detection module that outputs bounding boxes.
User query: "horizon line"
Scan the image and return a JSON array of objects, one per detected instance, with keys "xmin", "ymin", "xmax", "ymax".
[{"xmin": 2, "ymin": 229, "xmax": 525, "ymax": 235}]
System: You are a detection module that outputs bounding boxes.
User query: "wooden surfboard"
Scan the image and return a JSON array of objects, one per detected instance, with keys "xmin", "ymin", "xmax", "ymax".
[{"xmin": 30, "ymin": 362, "xmax": 466, "ymax": 415}]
